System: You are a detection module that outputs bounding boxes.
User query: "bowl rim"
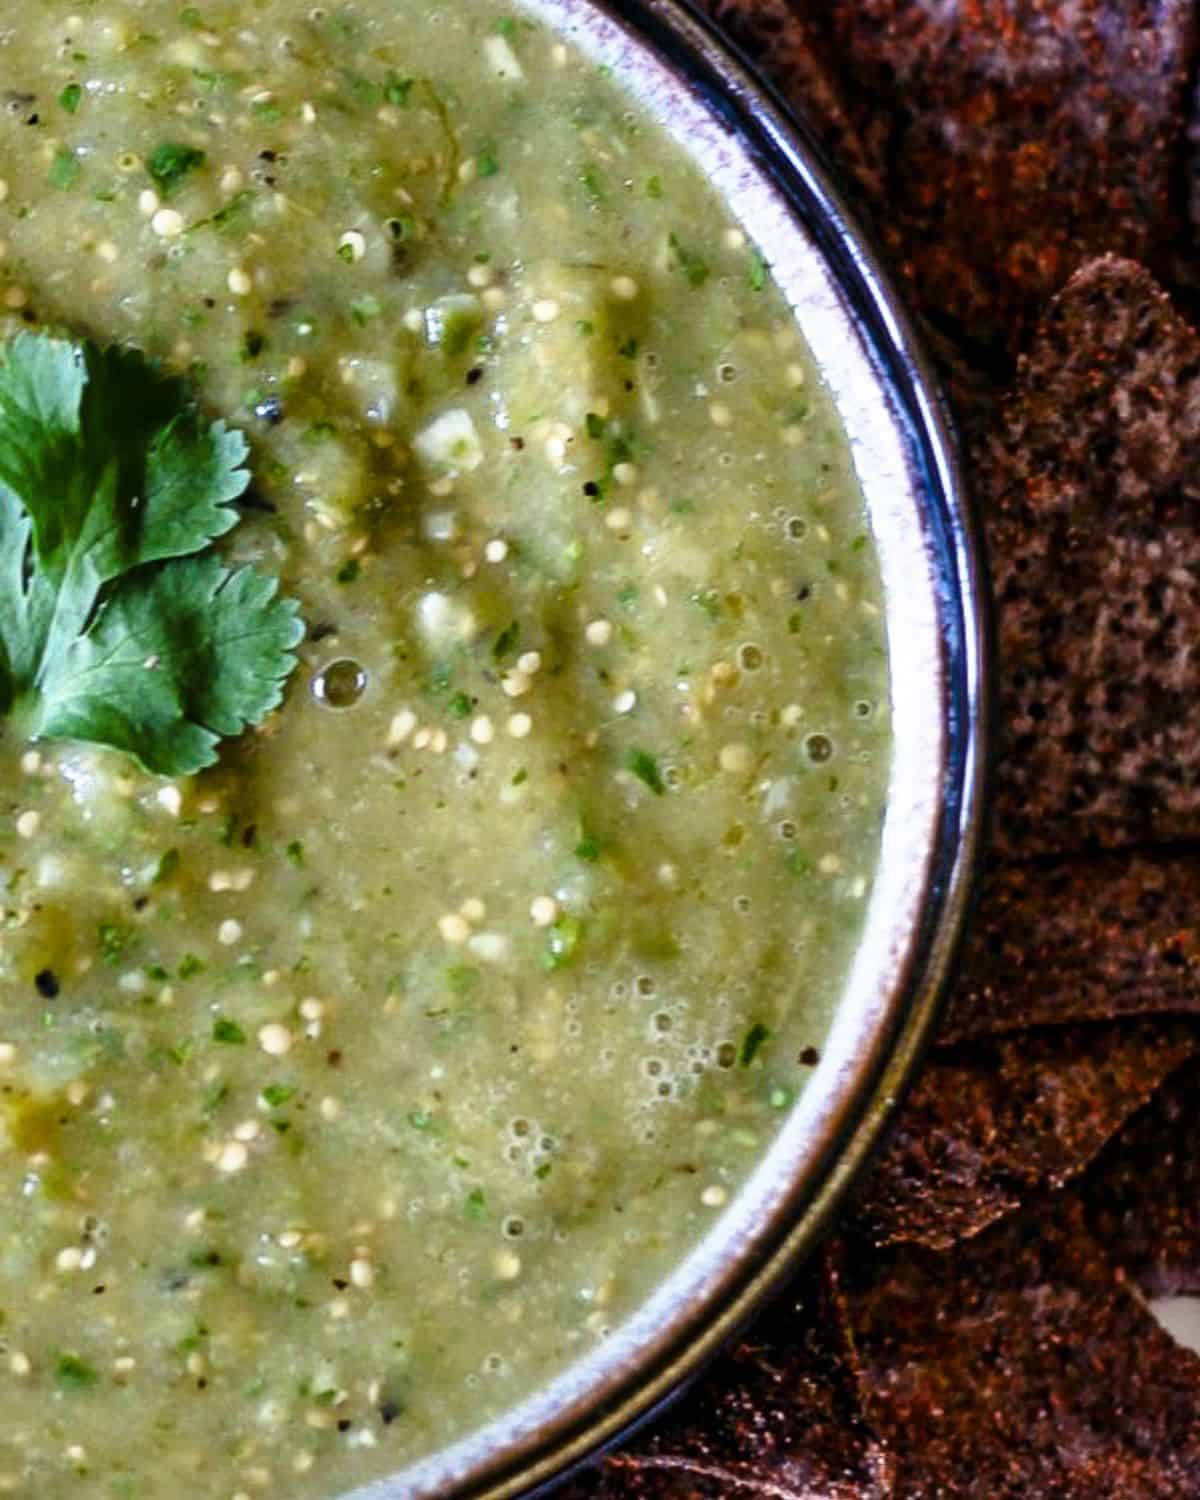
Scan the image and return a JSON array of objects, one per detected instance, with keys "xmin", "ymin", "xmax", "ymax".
[{"xmin": 347, "ymin": 3, "xmax": 990, "ymax": 1497}]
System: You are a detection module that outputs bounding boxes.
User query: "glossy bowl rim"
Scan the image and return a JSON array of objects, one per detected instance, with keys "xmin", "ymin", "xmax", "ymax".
[{"xmin": 345, "ymin": 3, "xmax": 990, "ymax": 1497}]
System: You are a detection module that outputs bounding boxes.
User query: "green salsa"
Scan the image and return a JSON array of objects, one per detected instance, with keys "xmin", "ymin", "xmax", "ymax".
[{"xmin": 0, "ymin": 2, "xmax": 889, "ymax": 1496}]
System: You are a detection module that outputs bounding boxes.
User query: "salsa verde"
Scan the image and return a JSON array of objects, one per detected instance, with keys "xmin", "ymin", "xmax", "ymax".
[{"xmin": 0, "ymin": 2, "xmax": 889, "ymax": 1496}]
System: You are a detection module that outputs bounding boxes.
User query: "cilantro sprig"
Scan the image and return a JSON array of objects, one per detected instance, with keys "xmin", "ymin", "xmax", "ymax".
[{"xmin": 0, "ymin": 333, "xmax": 302, "ymax": 775}]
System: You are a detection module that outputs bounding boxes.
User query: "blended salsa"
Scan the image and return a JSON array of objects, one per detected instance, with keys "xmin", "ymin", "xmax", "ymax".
[{"xmin": 0, "ymin": 3, "xmax": 890, "ymax": 1497}]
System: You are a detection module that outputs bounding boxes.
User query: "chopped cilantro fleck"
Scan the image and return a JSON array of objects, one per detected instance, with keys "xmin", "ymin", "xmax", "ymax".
[
  {"xmin": 350, "ymin": 294, "xmax": 382, "ymax": 326},
  {"xmin": 476, "ymin": 147, "xmax": 500, "ymax": 178},
  {"xmin": 492, "ymin": 620, "xmax": 520, "ymax": 660},
  {"xmin": 628, "ymin": 749, "xmax": 665, "ymax": 795},
  {"xmin": 740, "ymin": 1022, "xmax": 771, "ymax": 1066},
  {"xmin": 445, "ymin": 965, "xmax": 478, "ymax": 995},
  {"xmin": 464, "ymin": 1187, "xmax": 487, "ymax": 1221},
  {"xmin": 147, "ymin": 142, "xmax": 206, "ymax": 196},
  {"xmin": 385, "ymin": 75, "xmax": 414, "ymax": 106},
  {"xmin": 542, "ymin": 914, "xmax": 583, "ymax": 970},
  {"xmin": 98, "ymin": 922, "xmax": 132, "ymax": 966},
  {"xmin": 59, "ymin": 83, "xmax": 82, "ymax": 114},
  {"xmin": 55, "ymin": 1354, "xmax": 97, "ymax": 1390},
  {"xmin": 49, "ymin": 148, "xmax": 81, "ymax": 190},
  {"xmin": 212, "ymin": 1018, "xmax": 246, "ymax": 1045},
  {"xmin": 668, "ymin": 232, "xmax": 710, "ymax": 288}
]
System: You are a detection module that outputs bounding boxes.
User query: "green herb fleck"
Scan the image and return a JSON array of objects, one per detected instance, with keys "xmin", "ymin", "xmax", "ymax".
[
  {"xmin": 464, "ymin": 1187, "xmax": 487, "ymax": 1221},
  {"xmin": 98, "ymin": 922, "xmax": 132, "ymax": 967},
  {"xmin": 445, "ymin": 965, "xmax": 478, "ymax": 995},
  {"xmin": 55, "ymin": 1354, "xmax": 97, "ymax": 1390},
  {"xmin": 285, "ymin": 840, "xmax": 305, "ymax": 867},
  {"xmin": 49, "ymin": 149, "xmax": 81, "ymax": 190},
  {"xmin": 476, "ymin": 147, "xmax": 500, "ymax": 178},
  {"xmin": 385, "ymin": 76, "xmax": 414, "ymax": 106},
  {"xmin": 212, "ymin": 1018, "xmax": 246, "ymax": 1046},
  {"xmin": 335, "ymin": 558, "xmax": 361, "ymax": 585},
  {"xmin": 628, "ymin": 749, "xmax": 665, "ymax": 795},
  {"xmin": 261, "ymin": 1083, "xmax": 294, "ymax": 1108},
  {"xmin": 574, "ymin": 834, "xmax": 602, "ymax": 862},
  {"xmin": 448, "ymin": 691, "xmax": 472, "ymax": 720},
  {"xmin": 177, "ymin": 953, "xmax": 205, "ymax": 980},
  {"xmin": 542, "ymin": 914, "xmax": 582, "ymax": 971},
  {"xmin": 646, "ymin": 175, "xmax": 663, "ymax": 199},
  {"xmin": 580, "ymin": 163, "xmax": 605, "ymax": 206},
  {"xmin": 739, "ymin": 1022, "xmax": 771, "ymax": 1067},
  {"xmin": 748, "ymin": 248, "xmax": 769, "ymax": 292},
  {"xmin": 668, "ymin": 232, "xmax": 710, "ymax": 288},
  {"xmin": 493, "ymin": 620, "xmax": 520, "ymax": 660},
  {"xmin": 350, "ymin": 294, "xmax": 382, "ymax": 326},
  {"xmin": 147, "ymin": 142, "xmax": 206, "ymax": 196},
  {"xmin": 408, "ymin": 1109, "xmax": 432, "ymax": 1130},
  {"xmin": 59, "ymin": 83, "xmax": 83, "ymax": 114}
]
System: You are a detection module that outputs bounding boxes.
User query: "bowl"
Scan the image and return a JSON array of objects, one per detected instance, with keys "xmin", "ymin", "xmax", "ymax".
[{"xmin": 349, "ymin": 2, "xmax": 988, "ymax": 1496}]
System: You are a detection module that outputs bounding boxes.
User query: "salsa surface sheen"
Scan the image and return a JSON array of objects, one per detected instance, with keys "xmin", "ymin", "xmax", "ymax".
[{"xmin": 0, "ymin": 3, "xmax": 889, "ymax": 1496}]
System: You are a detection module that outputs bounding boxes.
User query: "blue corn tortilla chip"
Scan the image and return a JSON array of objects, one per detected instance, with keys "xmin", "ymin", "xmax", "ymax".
[
  {"xmin": 849, "ymin": 1022, "xmax": 1195, "ymax": 1250},
  {"xmin": 831, "ymin": 1193, "xmax": 1200, "ymax": 1497},
  {"xmin": 984, "ymin": 257, "xmax": 1200, "ymax": 857},
  {"xmin": 810, "ymin": 3, "xmax": 1196, "ymax": 361},
  {"xmin": 943, "ymin": 851, "xmax": 1200, "ymax": 1042},
  {"xmin": 1084, "ymin": 1054, "xmax": 1200, "ymax": 1299}
]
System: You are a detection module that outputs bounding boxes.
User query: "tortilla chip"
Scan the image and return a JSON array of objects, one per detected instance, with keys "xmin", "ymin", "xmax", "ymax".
[
  {"xmin": 984, "ymin": 257, "xmax": 1200, "ymax": 857},
  {"xmin": 812, "ymin": 4, "xmax": 1195, "ymax": 360},
  {"xmin": 831, "ymin": 1194, "xmax": 1200, "ymax": 1496},
  {"xmin": 943, "ymin": 850, "xmax": 1200, "ymax": 1042},
  {"xmin": 559, "ymin": 1264, "xmax": 892, "ymax": 1498},
  {"xmin": 1084, "ymin": 1055, "xmax": 1200, "ymax": 1298},
  {"xmin": 850, "ymin": 1022, "xmax": 1195, "ymax": 1251}
]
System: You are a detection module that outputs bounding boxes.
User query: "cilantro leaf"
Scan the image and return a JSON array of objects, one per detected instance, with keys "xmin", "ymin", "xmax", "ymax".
[
  {"xmin": 0, "ymin": 333, "xmax": 302, "ymax": 774},
  {"xmin": 33, "ymin": 553, "xmax": 302, "ymax": 776}
]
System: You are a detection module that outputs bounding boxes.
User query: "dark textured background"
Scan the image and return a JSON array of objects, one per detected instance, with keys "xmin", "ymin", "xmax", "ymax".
[{"xmin": 555, "ymin": 4, "xmax": 1200, "ymax": 1495}]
